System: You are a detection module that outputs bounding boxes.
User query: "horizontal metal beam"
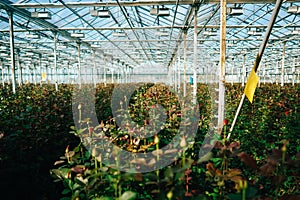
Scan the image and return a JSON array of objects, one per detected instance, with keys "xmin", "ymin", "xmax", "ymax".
[
  {"xmin": 9, "ymin": 36, "xmax": 299, "ymax": 45},
  {"xmin": 91, "ymin": 47, "xmax": 300, "ymax": 51},
  {"xmin": 1, "ymin": 24, "xmax": 300, "ymax": 32},
  {"xmin": 12, "ymin": 0, "xmax": 300, "ymax": 8}
]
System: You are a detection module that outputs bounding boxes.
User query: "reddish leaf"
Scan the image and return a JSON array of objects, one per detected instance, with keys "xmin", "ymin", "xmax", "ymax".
[
  {"xmin": 260, "ymin": 163, "xmax": 276, "ymax": 176},
  {"xmin": 228, "ymin": 141, "xmax": 240, "ymax": 149},
  {"xmin": 226, "ymin": 168, "xmax": 242, "ymax": 178},
  {"xmin": 228, "ymin": 141, "xmax": 240, "ymax": 152},
  {"xmin": 184, "ymin": 169, "xmax": 192, "ymax": 176},
  {"xmin": 134, "ymin": 173, "xmax": 143, "ymax": 182},
  {"xmin": 185, "ymin": 192, "xmax": 193, "ymax": 197},
  {"xmin": 237, "ymin": 152, "xmax": 258, "ymax": 170},
  {"xmin": 214, "ymin": 141, "xmax": 224, "ymax": 149},
  {"xmin": 272, "ymin": 175, "xmax": 286, "ymax": 185},
  {"xmin": 206, "ymin": 162, "xmax": 216, "ymax": 173},
  {"xmin": 71, "ymin": 165, "xmax": 85, "ymax": 174},
  {"xmin": 271, "ymin": 149, "xmax": 282, "ymax": 160}
]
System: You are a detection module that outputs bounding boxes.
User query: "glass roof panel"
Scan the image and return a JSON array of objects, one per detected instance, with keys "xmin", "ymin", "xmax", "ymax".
[{"xmin": 0, "ymin": 0, "xmax": 299, "ymax": 73}]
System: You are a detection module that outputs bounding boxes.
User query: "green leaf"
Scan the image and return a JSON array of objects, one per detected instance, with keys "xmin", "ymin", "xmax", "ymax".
[
  {"xmin": 62, "ymin": 189, "xmax": 71, "ymax": 195},
  {"xmin": 60, "ymin": 197, "xmax": 71, "ymax": 200},
  {"xmin": 227, "ymin": 193, "xmax": 242, "ymax": 200},
  {"xmin": 26, "ymin": 106, "xmax": 32, "ymax": 112},
  {"xmin": 246, "ymin": 187, "xmax": 258, "ymax": 198},
  {"xmin": 73, "ymin": 145, "xmax": 80, "ymax": 153},
  {"xmin": 198, "ymin": 152, "xmax": 212, "ymax": 163},
  {"xmin": 93, "ymin": 197, "xmax": 113, "ymax": 200},
  {"xmin": 120, "ymin": 191, "xmax": 137, "ymax": 200}
]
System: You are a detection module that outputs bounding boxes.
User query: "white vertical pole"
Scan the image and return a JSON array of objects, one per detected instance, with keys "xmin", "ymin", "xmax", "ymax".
[
  {"xmin": 33, "ymin": 64, "xmax": 37, "ymax": 85},
  {"xmin": 39, "ymin": 54, "xmax": 42, "ymax": 86},
  {"xmin": 93, "ymin": 50, "xmax": 97, "ymax": 87},
  {"xmin": 292, "ymin": 58, "xmax": 295, "ymax": 86},
  {"xmin": 206, "ymin": 65, "xmax": 208, "ymax": 84},
  {"xmin": 1, "ymin": 62, "xmax": 4, "ymax": 87},
  {"xmin": 17, "ymin": 50, "xmax": 22, "ymax": 86},
  {"xmin": 45, "ymin": 64, "xmax": 48, "ymax": 83},
  {"xmin": 30, "ymin": 67, "xmax": 33, "ymax": 83},
  {"xmin": 125, "ymin": 65, "xmax": 128, "ymax": 83},
  {"xmin": 7, "ymin": 66, "xmax": 10, "ymax": 84},
  {"xmin": 218, "ymin": 0, "xmax": 226, "ymax": 133},
  {"xmin": 242, "ymin": 54, "xmax": 246, "ymax": 87},
  {"xmin": 231, "ymin": 65, "xmax": 233, "ymax": 85},
  {"xmin": 8, "ymin": 11, "xmax": 16, "ymax": 93},
  {"xmin": 183, "ymin": 30, "xmax": 187, "ymax": 97},
  {"xmin": 178, "ymin": 56, "xmax": 181, "ymax": 92},
  {"xmin": 281, "ymin": 42, "xmax": 286, "ymax": 87},
  {"xmin": 276, "ymin": 61, "xmax": 279, "ymax": 85},
  {"xmin": 77, "ymin": 42, "xmax": 81, "ymax": 88},
  {"xmin": 104, "ymin": 61, "xmax": 107, "ymax": 86},
  {"xmin": 111, "ymin": 59, "xmax": 114, "ymax": 84},
  {"xmin": 193, "ymin": 7, "xmax": 198, "ymax": 105},
  {"xmin": 67, "ymin": 62, "xmax": 70, "ymax": 84},
  {"xmin": 117, "ymin": 67, "xmax": 120, "ymax": 83},
  {"xmin": 174, "ymin": 62, "xmax": 177, "ymax": 90},
  {"xmin": 53, "ymin": 32, "xmax": 58, "ymax": 91},
  {"xmin": 111, "ymin": 68, "xmax": 114, "ymax": 84}
]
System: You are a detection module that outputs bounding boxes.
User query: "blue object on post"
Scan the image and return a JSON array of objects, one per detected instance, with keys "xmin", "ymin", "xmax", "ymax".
[{"xmin": 190, "ymin": 76, "xmax": 193, "ymax": 84}]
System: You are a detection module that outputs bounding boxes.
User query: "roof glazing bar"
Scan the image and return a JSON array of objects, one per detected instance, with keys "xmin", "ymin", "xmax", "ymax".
[{"xmin": 12, "ymin": 0, "xmax": 300, "ymax": 9}]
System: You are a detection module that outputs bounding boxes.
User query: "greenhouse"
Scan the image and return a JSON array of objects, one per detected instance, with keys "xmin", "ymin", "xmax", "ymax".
[{"xmin": 0, "ymin": 0, "xmax": 299, "ymax": 199}]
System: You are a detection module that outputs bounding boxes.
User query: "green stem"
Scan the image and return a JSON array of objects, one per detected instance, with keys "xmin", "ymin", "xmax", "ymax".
[
  {"xmin": 223, "ymin": 125, "xmax": 227, "ymax": 140},
  {"xmin": 282, "ymin": 151, "xmax": 286, "ymax": 164},
  {"xmin": 118, "ymin": 180, "xmax": 122, "ymax": 198},
  {"xmin": 156, "ymin": 143, "xmax": 159, "ymax": 161},
  {"xmin": 182, "ymin": 150, "xmax": 186, "ymax": 168},
  {"xmin": 99, "ymin": 154, "xmax": 102, "ymax": 168},
  {"xmin": 242, "ymin": 188, "xmax": 246, "ymax": 200},
  {"xmin": 94, "ymin": 157, "xmax": 97, "ymax": 171}
]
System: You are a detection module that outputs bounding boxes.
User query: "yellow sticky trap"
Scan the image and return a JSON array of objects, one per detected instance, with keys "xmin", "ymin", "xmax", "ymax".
[
  {"xmin": 244, "ymin": 69, "xmax": 259, "ymax": 103},
  {"xmin": 41, "ymin": 72, "xmax": 47, "ymax": 81}
]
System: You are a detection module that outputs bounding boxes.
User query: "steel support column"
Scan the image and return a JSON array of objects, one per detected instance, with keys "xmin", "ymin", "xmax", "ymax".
[
  {"xmin": 67, "ymin": 62, "xmax": 71, "ymax": 84},
  {"xmin": 292, "ymin": 58, "xmax": 295, "ymax": 86},
  {"xmin": 93, "ymin": 50, "xmax": 97, "ymax": 87},
  {"xmin": 104, "ymin": 59, "xmax": 107, "ymax": 86},
  {"xmin": 183, "ymin": 30, "xmax": 187, "ymax": 97},
  {"xmin": 33, "ymin": 64, "xmax": 37, "ymax": 85},
  {"xmin": 193, "ymin": 7, "xmax": 198, "ymax": 105},
  {"xmin": 8, "ymin": 10, "xmax": 16, "ymax": 93},
  {"xmin": 16, "ymin": 49, "xmax": 22, "ymax": 86},
  {"xmin": 178, "ymin": 56, "xmax": 181, "ymax": 92},
  {"xmin": 77, "ymin": 42, "xmax": 81, "ymax": 88},
  {"xmin": 218, "ymin": 0, "xmax": 226, "ymax": 134},
  {"xmin": 1, "ymin": 61, "xmax": 4, "ymax": 86},
  {"xmin": 125, "ymin": 65, "xmax": 128, "ymax": 83},
  {"xmin": 39, "ymin": 54, "xmax": 42, "ymax": 85},
  {"xmin": 242, "ymin": 54, "xmax": 246, "ymax": 87},
  {"xmin": 281, "ymin": 42, "xmax": 286, "ymax": 86},
  {"xmin": 53, "ymin": 32, "xmax": 58, "ymax": 91}
]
